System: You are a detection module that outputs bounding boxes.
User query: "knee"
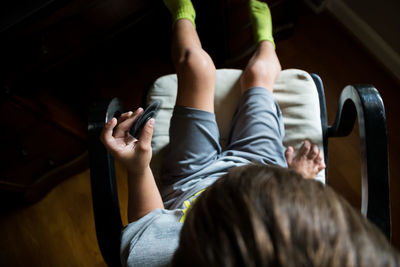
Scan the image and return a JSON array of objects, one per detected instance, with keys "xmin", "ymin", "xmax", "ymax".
[
  {"xmin": 176, "ymin": 48, "xmax": 216, "ymax": 79},
  {"xmin": 241, "ymin": 60, "xmax": 281, "ymax": 92}
]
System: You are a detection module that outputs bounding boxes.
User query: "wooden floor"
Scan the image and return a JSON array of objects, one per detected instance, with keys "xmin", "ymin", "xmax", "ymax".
[{"xmin": 1, "ymin": 3, "xmax": 399, "ymax": 266}]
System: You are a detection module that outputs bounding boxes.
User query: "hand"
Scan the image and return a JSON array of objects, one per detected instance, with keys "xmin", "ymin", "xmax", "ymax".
[
  {"xmin": 100, "ymin": 108, "xmax": 155, "ymax": 175},
  {"xmin": 285, "ymin": 139, "xmax": 326, "ymax": 179}
]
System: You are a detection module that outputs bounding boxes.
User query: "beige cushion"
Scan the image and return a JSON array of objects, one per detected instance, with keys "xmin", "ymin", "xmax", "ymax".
[{"xmin": 147, "ymin": 69, "xmax": 325, "ymax": 183}]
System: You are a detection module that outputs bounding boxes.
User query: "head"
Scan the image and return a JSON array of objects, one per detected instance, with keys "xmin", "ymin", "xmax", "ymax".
[{"xmin": 172, "ymin": 164, "xmax": 399, "ymax": 267}]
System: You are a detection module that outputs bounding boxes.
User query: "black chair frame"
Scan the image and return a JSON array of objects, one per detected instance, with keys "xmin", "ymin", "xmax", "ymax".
[{"xmin": 88, "ymin": 74, "xmax": 391, "ymax": 266}]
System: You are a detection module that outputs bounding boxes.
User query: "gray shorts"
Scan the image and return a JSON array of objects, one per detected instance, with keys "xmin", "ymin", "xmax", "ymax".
[{"xmin": 160, "ymin": 87, "xmax": 287, "ymax": 190}]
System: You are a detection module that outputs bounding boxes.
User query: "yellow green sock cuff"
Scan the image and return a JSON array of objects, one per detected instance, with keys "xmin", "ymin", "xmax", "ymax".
[
  {"xmin": 163, "ymin": 0, "xmax": 196, "ymax": 28},
  {"xmin": 249, "ymin": 0, "xmax": 275, "ymax": 48}
]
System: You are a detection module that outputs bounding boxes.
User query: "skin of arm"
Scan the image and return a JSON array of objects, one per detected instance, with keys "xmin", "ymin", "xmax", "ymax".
[
  {"xmin": 100, "ymin": 108, "xmax": 164, "ymax": 223},
  {"xmin": 127, "ymin": 166, "xmax": 164, "ymax": 222}
]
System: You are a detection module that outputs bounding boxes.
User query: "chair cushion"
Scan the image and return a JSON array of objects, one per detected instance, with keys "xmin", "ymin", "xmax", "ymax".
[{"xmin": 147, "ymin": 69, "xmax": 325, "ymax": 183}]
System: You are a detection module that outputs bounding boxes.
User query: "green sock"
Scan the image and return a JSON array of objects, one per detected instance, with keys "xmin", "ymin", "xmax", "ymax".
[
  {"xmin": 249, "ymin": 0, "xmax": 275, "ymax": 48},
  {"xmin": 163, "ymin": 0, "xmax": 196, "ymax": 28}
]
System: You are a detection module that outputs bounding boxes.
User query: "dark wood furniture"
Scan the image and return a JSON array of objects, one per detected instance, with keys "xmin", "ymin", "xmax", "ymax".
[
  {"xmin": 0, "ymin": 0, "xmax": 296, "ymax": 208},
  {"xmin": 0, "ymin": 0, "xmax": 165, "ymax": 207}
]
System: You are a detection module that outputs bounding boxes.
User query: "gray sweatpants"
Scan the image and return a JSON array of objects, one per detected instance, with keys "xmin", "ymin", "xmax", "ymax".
[{"xmin": 160, "ymin": 87, "xmax": 287, "ymax": 208}]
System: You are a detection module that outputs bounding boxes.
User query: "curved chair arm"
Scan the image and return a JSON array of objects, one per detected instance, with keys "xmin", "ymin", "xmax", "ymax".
[
  {"xmin": 327, "ymin": 85, "xmax": 390, "ymax": 240},
  {"xmin": 88, "ymin": 98, "xmax": 124, "ymax": 267}
]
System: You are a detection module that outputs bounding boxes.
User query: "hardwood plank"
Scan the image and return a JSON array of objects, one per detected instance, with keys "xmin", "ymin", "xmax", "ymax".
[{"xmin": 0, "ymin": 170, "xmax": 105, "ymax": 266}]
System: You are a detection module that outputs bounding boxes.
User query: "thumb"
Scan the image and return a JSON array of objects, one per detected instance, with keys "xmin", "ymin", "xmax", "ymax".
[
  {"xmin": 139, "ymin": 118, "xmax": 155, "ymax": 146},
  {"xmin": 285, "ymin": 146, "xmax": 294, "ymax": 165}
]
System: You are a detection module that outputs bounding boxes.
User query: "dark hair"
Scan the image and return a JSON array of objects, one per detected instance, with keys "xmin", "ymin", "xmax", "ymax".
[{"xmin": 172, "ymin": 164, "xmax": 399, "ymax": 267}]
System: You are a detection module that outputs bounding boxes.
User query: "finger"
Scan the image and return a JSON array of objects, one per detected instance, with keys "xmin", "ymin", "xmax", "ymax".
[
  {"xmin": 115, "ymin": 110, "xmax": 135, "ymax": 135},
  {"xmin": 285, "ymin": 146, "xmax": 294, "ymax": 165},
  {"xmin": 319, "ymin": 161, "xmax": 326, "ymax": 171},
  {"xmin": 137, "ymin": 118, "xmax": 155, "ymax": 150},
  {"xmin": 114, "ymin": 108, "xmax": 143, "ymax": 137},
  {"xmin": 117, "ymin": 111, "xmax": 134, "ymax": 124},
  {"xmin": 297, "ymin": 140, "xmax": 311, "ymax": 159},
  {"xmin": 314, "ymin": 154, "xmax": 322, "ymax": 164},
  {"xmin": 100, "ymin": 117, "xmax": 117, "ymax": 146},
  {"xmin": 318, "ymin": 153, "xmax": 326, "ymax": 171},
  {"xmin": 307, "ymin": 144, "xmax": 319, "ymax": 160}
]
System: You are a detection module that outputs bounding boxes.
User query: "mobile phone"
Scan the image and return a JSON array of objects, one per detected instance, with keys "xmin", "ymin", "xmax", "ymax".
[{"xmin": 130, "ymin": 100, "xmax": 162, "ymax": 139}]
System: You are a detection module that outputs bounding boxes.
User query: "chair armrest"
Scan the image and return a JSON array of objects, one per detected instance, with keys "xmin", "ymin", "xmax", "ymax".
[
  {"xmin": 88, "ymin": 98, "xmax": 124, "ymax": 266},
  {"xmin": 327, "ymin": 85, "xmax": 390, "ymax": 240},
  {"xmin": 310, "ymin": 73, "xmax": 329, "ymax": 179}
]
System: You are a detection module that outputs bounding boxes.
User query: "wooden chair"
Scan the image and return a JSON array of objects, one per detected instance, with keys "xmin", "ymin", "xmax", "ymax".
[{"xmin": 88, "ymin": 69, "xmax": 390, "ymax": 266}]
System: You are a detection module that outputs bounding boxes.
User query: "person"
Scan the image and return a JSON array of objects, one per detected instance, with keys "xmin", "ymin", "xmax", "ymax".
[
  {"xmin": 172, "ymin": 164, "xmax": 400, "ymax": 266},
  {"xmin": 99, "ymin": 0, "xmax": 399, "ymax": 266}
]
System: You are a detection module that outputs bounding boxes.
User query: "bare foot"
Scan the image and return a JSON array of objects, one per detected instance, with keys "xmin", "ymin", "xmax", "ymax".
[{"xmin": 285, "ymin": 140, "xmax": 326, "ymax": 179}]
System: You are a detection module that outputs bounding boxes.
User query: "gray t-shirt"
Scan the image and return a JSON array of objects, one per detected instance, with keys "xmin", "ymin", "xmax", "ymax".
[
  {"xmin": 120, "ymin": 157, "xmax": 250, "ymax": 267},
  {"xmin": 120, "ymin": 209, "xmax": 182, "ymax": 267}
]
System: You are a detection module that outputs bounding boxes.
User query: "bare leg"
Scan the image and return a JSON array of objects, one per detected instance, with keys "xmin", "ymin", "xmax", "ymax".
[
  {"xmin": 241, "ymin": 1, "xmax": 324, "ymax": 178},
  {"xmin": 171, "ymin": 19, "xmax": 216, "ymax": 113},
  {"xmin": 285, "ymin": 140, "xmax": 326, "ymax": 179},
  {"xmin": 240, "ymin": 41, "xmax": 281, "ymax": 94},
  {"xmin": 241, "ymin": 0, "xmax": 281, "ymax": 93}
]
